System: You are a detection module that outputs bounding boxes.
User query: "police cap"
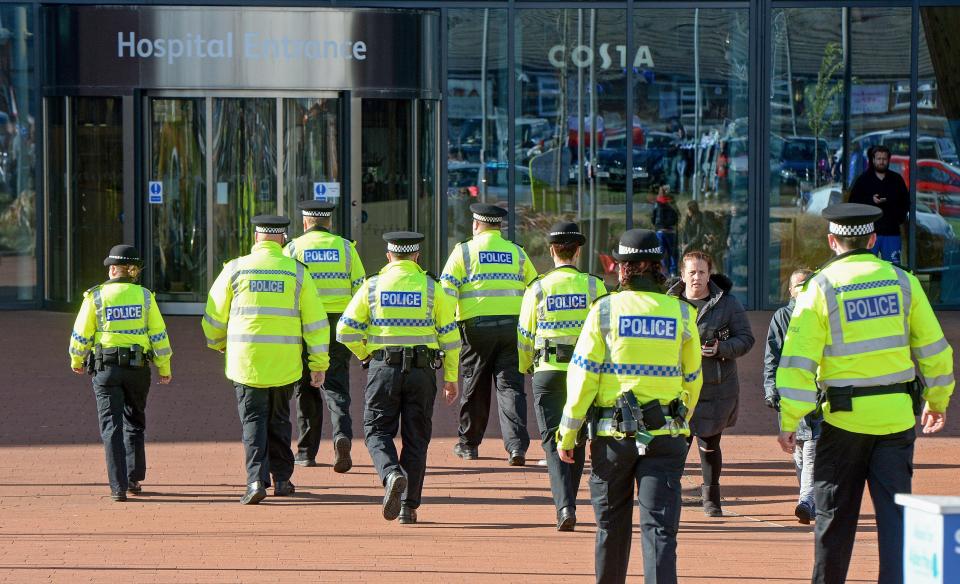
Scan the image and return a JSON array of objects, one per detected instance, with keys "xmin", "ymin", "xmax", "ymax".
[
  {"xmin": 383, "ymin": 231, "xmax": 425, "ymax": 254},
  {"xmin": 612, "ymin": 228, "xmax": 662, "ymax": 262},
  {"xmin": 822, "ymin": 203, "xmax": 882, "ymax": 237},
  {"xmin": 103, "ymin": 244, "xmax": 142, "ymax": 267},
  {"xmin": 252, "ymin": 215, "xmax": 290, "ymax": 235},
  {"xmin": 298, "ymin": 200, "xmax": 336, "ymax": 218},
  {"xmin": 547, "ymin": 221, "xmax": 586, "ymax": 246},
  {"xmin": 470, "ymin": 203, "xmax": 508, "ymax": 224}
]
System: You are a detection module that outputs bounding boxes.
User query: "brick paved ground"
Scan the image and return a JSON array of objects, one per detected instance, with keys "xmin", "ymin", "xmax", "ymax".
[{"xmin": 0, "ymin": 311, "xmax": 957, "ymax": 583}]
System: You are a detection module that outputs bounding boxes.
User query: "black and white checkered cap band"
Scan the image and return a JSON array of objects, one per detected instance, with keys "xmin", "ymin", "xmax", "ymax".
[
  {"xmin": 829, "ymin": 222, "xmax": 874, "ymax": 236},
  {"xmin": 387, "ymin": 242, "xmax": 420, "ymax": 253},
  {"xmin": 255, "ymin": 226, "xmax": 287, "ymax": 234},
  {"xmin": 473, "ymin": 213, "xmax": 503, "ymax": 223},
  {"xmin": 302, "ymin": 210, "xmax": 333, "ymax": 217},
  {"xmin": 109, "ymin": 255, "xmax": 139, "ymax": 261},
  {"xmin": 550, "ymin": 231, "xmax": 581, "ymax": 237},
  {"xmin": 619, "ymin": 244, "xmax": 662, "ymax": 255}
]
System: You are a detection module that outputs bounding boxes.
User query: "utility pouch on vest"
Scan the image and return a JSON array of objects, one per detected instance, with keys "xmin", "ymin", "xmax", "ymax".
[
  {"xmin": 615, "ymin": 392, "xmax": 642, "ymax": 435},
  {"xmin": 117, "ymin": 347, "xmax": 131, "ymax": 367},
  {"xmin": 668, "ymin": 397, "xmax": 688, "ymax": 421},
  {"xmin": 554, "ymin": 344, "xmax": 574, "ymax": 363},
  {"xmin": 826, "ymin": 386, "xmax": 854, "ymax": 412},
  {"xmin": 641, "ymin": 400, "xmax": 668, "ymax": 430},
  {"xmin": 413, "ymin": 345, "xmax": 431, "ymax": 369}
]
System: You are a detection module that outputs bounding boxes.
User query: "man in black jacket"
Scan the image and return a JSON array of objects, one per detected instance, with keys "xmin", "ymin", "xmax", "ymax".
[
  {"xmin": 763, "ymin": 267, "xmax": 821, "ymax": 524},
  {"xmin": 848, "ymin": 145, "xmax": 909, "ymax": 263}
]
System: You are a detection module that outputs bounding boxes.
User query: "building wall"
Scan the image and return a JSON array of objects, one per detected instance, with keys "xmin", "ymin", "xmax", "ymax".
[{"xmin": 3, "ymin": 2, "xmax": 960, "ymax": 310}]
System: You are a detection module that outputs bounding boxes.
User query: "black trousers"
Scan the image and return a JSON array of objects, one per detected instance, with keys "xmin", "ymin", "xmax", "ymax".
[
  {"xmin": 234, "ymin": 382, "xmax": 296, "ymax": 487},
  {"xmin": 812, "ymin": 422, "xmax": 915, "ymax": 584},
  {"xmin": 295, "ymin": 313, "xmax": 353, "ymax": 459},
  {"xmin": 363, "ymin": 359, "xmax": 437, "ymax": 509},
  {"xmin": 533, "ymin": 370, "xmax": 585, "ymax": 513},
  {"xmin": 92, "ymin": 364, "xmax": 151, "ymax": 493},
  {"xmin": 457, "ymin": 316, "xmax": 529, "ymax": 453},
  {"xmin": 590, "ymin": 435, "xmax": 688, "ymax": 584}
]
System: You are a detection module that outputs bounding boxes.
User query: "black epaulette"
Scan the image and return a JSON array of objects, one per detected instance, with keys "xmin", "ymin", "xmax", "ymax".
[
  {"xmin": 365, "ymin": 272, "xmax": 379, "ymax": 280},
  {"xmin": 426, "ymin": 271, "xmax": 441, "ymax": 282},
  {"xmin": 295, "ymin": 258, "xmax": 309, "ymax": 269},
  {"xmin": 459, "ymin": 237, "xmax": 472, "ymax": 245},
  {"xmin": 890, "ymin": 261, "xmax": 913, "ymax": 274},
  {"xmin": 82, "ymin": 284, "xmax": 102, "ymax": 298}
]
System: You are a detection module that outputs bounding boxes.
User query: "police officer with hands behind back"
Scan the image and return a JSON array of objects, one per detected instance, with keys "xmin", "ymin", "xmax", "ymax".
[
  {"xmin": 442, "ymin": 203, "xmax": 538, "ymax": 465},
  {"xmin": 284, "ymin": 200, "xmax": 365, "ymax": 472},
  {"xmin": 202, "ymin": 215, "xmax": 329, "ymax": 505},
  {"xmin": 518, "ymin": 221, "xmax": 606, "ymax": 531},
  {"xmin": 69, "ymin": 245, "xmax": 173, "ymax": 502},
  {"xmin": 776, "ymin": 203, "xmax": 954, "ymax": 584},
  {"xmin": 558, "ymin": 229, "xmax": 702, "ymax": 584},
  {"xmin": 337, "ymin": 232, "xmax": 461, "ymax": 525}
]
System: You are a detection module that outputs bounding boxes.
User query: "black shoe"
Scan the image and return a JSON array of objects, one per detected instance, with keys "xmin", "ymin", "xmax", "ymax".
[
  {"xmin": 333, "ymin": 436, "xmax": 353, "ymax": 474},
  {"xmin": 241, "ymin": 481, "xmax": 267, "ymax": 505},
  {"xmin": 557, "ymin": 507, "xmax": 576, "ymax": 532},
  {"xmin": 294, "ymin": 454, "xmax": 317, "ymax": 467},
  {"xmin": 382, "ymin": 471, "xmax": 408, "ymax": 521},
  {"xmin": 398, "ymin": 505, "xmax": 418, "ymax": 525},
  {"xmin": 127, "ymin": 481, "xmax": 142, "ymax": 495},
  {"xmin": 508, "ymin": 450, "xmax": 526, "ymax": 467},
  {"xmin": 274, "ymin": 480, "xmax": 296, "ymax": 497},
  {"xmin": 795, "ymin": 502, "xmax": 813, "ymax": 525},
  {"xmin": 110, "ymin": 491, "xmax": 127, "ymax": 502},
  {"xmin": 702, "ymin": 484, "xmax": 722, "ymax": 517},
  {"xmin": 453, "ymin": 443, "xmax": 478, "ymax": 460}
]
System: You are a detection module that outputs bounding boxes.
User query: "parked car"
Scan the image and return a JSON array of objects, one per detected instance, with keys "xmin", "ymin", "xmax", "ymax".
[
  {"xmin": 447, "ymin": 161, "xmax": 532, "ymax": 202},
  {"xmin": 888, "ymin": 155, "xmax": 960, "ymax": 217}
]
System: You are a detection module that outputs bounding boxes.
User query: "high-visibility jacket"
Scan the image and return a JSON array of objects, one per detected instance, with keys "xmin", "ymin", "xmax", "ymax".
[
  {"xmin": 440, "ymin": 230, "xmax": 538, "ymax": 320},
  {"xmin": 336, "ymin": 259, "xmax": 462, "ymax": 382},
  {"xmin": 68, "ymin": 278, "xmax": 173, "ymax": 376},
  {"xmin": 557, "ymin": 287, "xmax": 703, "ymax": 450},
  {"xmin": 202, "ymin": 241, "xmax": 330, "ymax": 388},
  {"xmin": 283, "ymin": 226, "xmax": 365, "ymax": 314},
  {"xmin": 777, "ymin": 250, "xmax": 954, "ymax": 435},
  {"xmin": 518, "ymin": 265, "xmax": 606, "ymax": 373}
]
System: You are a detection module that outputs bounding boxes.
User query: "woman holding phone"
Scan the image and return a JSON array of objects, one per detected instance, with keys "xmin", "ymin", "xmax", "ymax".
[{"xmin": 668, "ymin": 251, "xmax": 754, "ymax": 516}]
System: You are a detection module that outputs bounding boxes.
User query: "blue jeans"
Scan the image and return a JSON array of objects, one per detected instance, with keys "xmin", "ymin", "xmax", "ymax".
[
  {"xmin": 657, "ymin": 230, "xmax": 678, "ymax": 276},
  {"xmin": 871, "ymin": 235, "xmax": 902, "ymax": 264}
]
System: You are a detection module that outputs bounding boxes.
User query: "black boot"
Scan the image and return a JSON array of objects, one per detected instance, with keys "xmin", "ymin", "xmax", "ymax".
[{"xmin": 702, "ymin": 484, "xmax": 722, "ymax": 517}]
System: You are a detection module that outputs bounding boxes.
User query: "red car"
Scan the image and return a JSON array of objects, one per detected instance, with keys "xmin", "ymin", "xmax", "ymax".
[{"xmin": 888, "ymin": 155, "xmax": 960, "ymax": 217}]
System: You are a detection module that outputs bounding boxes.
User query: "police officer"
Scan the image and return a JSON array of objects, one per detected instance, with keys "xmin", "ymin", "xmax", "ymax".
[
  {"xmin": 776, "ymin": 203, "xmax": 954, "ymax": 584},
  {"xmin": 68, "ymin": 245, "xmax": 173, "ymax": 502},
  {"xmin": 337, "ymin": 232, "xmax": 461, "ymax": 524},
  {"xmin": 518, "ymin": 221, "xmax": 606, "ymax": 531},
  {"xmin": 202, "ymin": 215, "xmax": 330, "ymax": 505},
  {"xmin": 284, "ymin": 200, "xmax": 365, "ymax": 472},
  {"xmin": 441, "ymin": 203, "xmax": 538, "ymax": 465},
  {"xmin": 557, "ymin": 229, "xmax": 702, "ymax": 584}
]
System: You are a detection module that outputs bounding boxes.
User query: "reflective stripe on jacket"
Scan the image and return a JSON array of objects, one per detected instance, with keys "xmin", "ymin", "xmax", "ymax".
[
  {"xmin": 777, "ymin": 250, "xmax": 954, "ymax": 435},
  {"xmin": 518, "ymin": 266, "xmax": 606, "ymax": 373},
  {"xmin": 556, "ymin": 287, "xmax": 703, "ymax": 449},
  {"xmin": 202, "ymin": 241, "xmax": 329, "ymax": 388},
  {"xmin": 440, "ymin": 230, "xmax": 538, "ymax": 320},
  {"xmin": 284, "ymin": 227, "xmax": 365, "ymax": 314},
  {"xmin": 336, "ymin": 259, "xmax": 462, "ymax": 382},
  {"xmin": 69, "ymin": 278, "xmax": 173, "ymax": 376}
]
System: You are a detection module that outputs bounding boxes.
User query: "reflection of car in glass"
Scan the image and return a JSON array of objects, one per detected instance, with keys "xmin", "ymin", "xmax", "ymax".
[
  {"xmin": 777, "ymin": 136, "xmax": 830, "ymax": 186},
  {"xmin": 851, "ymin": 130, "xmax": 959, "ymax": 165},
  {"xmin": 888, "ymin": 155, "xmax": 960, "ymax": 217},
  {"xmin": 447, "ymin": 161, "xmax": 532, "ymax": 202}
]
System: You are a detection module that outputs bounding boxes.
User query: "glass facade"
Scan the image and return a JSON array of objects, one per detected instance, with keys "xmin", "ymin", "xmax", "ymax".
[
  {"xmin": 0, "ymin": 6, "xmax": 35, "ymax": 302},
  {"xmin": 16, "ymin": 2, "xmax": 960, "ymax": 311}
]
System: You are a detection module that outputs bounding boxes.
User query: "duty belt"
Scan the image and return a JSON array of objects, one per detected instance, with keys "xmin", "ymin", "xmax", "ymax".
[
  {"xmin": 370, "ymin": 345, "xmax": 442, "ymax": 372},
  {"xmin": 825, "ymin": 383, "xmax": 910, "ymax": 412},
  {"xmin": 535, "ymin": 343, "xmax": 575, "ymax": 364},
  {"xmin": 461, "ymin": 315, "xmax": 517, "ymax": 328},
  {"xmin": 89, "ymin": 344, "xmax": 149, "ymax": 372},
  {"xmin": 596, "ymin": 405, "xmax": 675, "ymax": 431}
]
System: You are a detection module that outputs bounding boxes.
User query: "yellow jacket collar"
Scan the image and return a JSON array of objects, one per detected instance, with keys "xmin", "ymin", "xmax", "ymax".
[
  {"xmin": 474, "ymin": 229, "xmax": 504, "ymax": 241},
  {"xmin": 252, "ymin": 240, "xmax": 285, "ymax": 255},
  {"xmin": 381, "ymin": 259, "xmax": 425, "ymax": 274}
]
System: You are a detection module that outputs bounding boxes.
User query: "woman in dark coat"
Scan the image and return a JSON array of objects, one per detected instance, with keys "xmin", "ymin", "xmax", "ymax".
[{"xmin": 667, "ymin": 251, "xmax": 754, "ymax": 517}]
